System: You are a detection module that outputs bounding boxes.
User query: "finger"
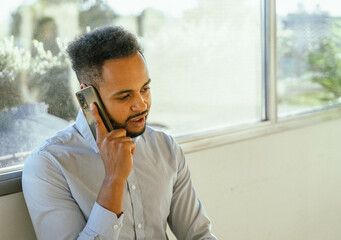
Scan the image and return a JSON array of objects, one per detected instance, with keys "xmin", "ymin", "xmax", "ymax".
[
  {"xmin": 90, "ymin": 103, "xmax": 108, "ymax": 140},
  {"xmin": 106, "ymin": 129, "xmax": 127, "ymax": 140},
  {"xmin": 109, "ymin": 136, "xmax": 132, "ymax": 143},
  {"xmin": 131, "ymin": 142, "xmax": 136, "ymax": 155},
  {"xmin": 122, "ymin": 141, "xmax": 136, "ymax": 155}
]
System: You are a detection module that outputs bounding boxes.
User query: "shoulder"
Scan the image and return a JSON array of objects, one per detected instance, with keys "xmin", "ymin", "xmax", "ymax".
[
  {"xmin": 22, "ymin": 127, "xmax": 78, "ymax": 207},
  {"xmin": 35, "ymin": 124, "xmax": 80, "ymax": 152},
  {"xmin": 142, "ymin": 125, "xmax": 184, "ymax": 161},
  {"xmin": 31, "ymin": 121, "xmax": 94, "ymax": 156},
  {"xmin": 23, "ymin": 123, "xmax": 85, "ymax": 173},
  {"xmin": 143, "ymin": 126, "xmax": 178, "ymax": 148}
]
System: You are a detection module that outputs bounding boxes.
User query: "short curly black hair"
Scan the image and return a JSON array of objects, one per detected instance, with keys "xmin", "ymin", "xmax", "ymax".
[{"xmin": 67, "ymin": 26, "xmax": 142, "ymax": 87}]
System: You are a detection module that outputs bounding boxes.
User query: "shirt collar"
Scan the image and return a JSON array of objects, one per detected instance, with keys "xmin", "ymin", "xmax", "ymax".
[
  {"xmin": 75, "ymin": 109, "xmax": 99, "ymax": 153},
  {"xmin": 75, "ymin": 109, "xmax": 143, "ymax": 153}
]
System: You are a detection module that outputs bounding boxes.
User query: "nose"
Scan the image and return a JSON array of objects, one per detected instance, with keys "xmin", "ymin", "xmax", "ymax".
[{"xmin": 131, "ymin": 94, "xmax": 147, "ymax": 112}]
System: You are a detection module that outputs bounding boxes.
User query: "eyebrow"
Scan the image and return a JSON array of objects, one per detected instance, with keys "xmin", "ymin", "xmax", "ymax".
[{"xmin": 111, "ymin": 79, "xmax": 151, "ymax": 97}]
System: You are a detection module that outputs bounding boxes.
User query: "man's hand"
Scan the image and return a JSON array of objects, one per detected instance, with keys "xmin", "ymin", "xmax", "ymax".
[{"xmin": 90, "ymin": 103, "xmax": 135, "ymax": 216}]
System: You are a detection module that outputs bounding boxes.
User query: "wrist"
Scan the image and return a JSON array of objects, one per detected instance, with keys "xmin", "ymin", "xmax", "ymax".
[
  {"xmin": 103, "ymin": 174, "xmax": 126, "ymax": 187},
  {"xmin": 97, "ymin": 176, "xmax": 126, "ymax": 215}
]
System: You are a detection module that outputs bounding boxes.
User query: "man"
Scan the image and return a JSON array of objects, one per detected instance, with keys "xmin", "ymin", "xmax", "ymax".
[{"xmin": 23, "ymin": 26, "xmax": 216, "ymax": 240}]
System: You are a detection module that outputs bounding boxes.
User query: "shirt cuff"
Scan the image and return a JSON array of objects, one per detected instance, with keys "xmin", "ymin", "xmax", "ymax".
[{"xmin": 84, "ymin": 202, "xmax": 124, "ymax": 239}]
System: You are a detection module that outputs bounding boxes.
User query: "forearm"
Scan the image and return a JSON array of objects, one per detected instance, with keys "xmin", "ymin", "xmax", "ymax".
[
  {"xmin": 96, "ymin": 177, "xmax": 126, "ymax": 217},
  {"xmin": 91, "ymin": 104, "xmax": 134, "ymax": 217}
]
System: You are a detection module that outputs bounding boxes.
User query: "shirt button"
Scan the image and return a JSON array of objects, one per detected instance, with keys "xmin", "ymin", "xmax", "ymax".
[
  {"xmin": 113, "ymin": 225, "xmax": 119, "ymax": 230},
  {"xmin": 137, "ymin": 223, "xmax": 142, "ymax": 229},
  {"xmin": 131, "ymin": 185, "xmax": 136, "ymax": 190}
]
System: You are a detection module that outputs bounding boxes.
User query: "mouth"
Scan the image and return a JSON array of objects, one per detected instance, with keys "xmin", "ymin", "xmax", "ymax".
[{"xmin": 128, "ymin": 113, "xmax": 148, "ymax": 128}]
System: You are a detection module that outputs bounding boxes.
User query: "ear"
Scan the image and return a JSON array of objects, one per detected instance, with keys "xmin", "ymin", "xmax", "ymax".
[{"xmin": 80, "ymin": 83, "xmax": 88, "ymax": 90}]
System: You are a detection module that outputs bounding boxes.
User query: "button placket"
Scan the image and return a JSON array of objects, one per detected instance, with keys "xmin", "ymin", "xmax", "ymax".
[{"xmin": 127, "ymin": 168, "xmax": 146, "ymax": 239}]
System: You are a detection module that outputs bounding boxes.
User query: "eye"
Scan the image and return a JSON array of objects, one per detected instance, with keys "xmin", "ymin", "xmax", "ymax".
[
  {"xmin": 141, "ymin": 87, "xmax": 150, "ymax": 93},
  {"xmin": 118, "ymin": 94, "xmax": 130, "ymax": 100}
]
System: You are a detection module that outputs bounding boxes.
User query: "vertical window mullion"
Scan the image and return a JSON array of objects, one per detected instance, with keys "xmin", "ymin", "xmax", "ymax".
[{"xmin": 267, "ymin": 0, "xmax": 278, "ymax": 124}]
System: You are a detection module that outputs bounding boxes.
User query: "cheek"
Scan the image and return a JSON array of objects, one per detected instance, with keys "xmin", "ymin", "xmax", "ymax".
[
  {"xmin": 106, "ymin": 103, "xmax": 129, "ymax": 122},
  {"xmin": 145, "ymin": 95, "xmax": 152, "ymax": 109}
]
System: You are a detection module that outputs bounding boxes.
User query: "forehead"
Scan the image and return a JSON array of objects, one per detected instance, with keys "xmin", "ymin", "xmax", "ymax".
[{"xmin": 100, "ymin": 52, "xmax": 149, "ymax": 91}]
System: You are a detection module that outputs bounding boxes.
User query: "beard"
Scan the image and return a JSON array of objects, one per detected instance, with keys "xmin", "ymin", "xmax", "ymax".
[{"xmin": 109, "ymin": 110, "xmax": 148, "ymax": 138}]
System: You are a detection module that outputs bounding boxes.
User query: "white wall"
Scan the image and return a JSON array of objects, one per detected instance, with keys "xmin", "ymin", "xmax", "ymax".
[
  {"xmin": 2, "ymin": 118, "xmax": 341, "ymax": 240},
  {"xmin": 184, "ymin": 117, "xmax": 341, "ymax": 240},
  {"xmin": 0, "ymin": 192, "xmax": 36, "ymax": 240}
]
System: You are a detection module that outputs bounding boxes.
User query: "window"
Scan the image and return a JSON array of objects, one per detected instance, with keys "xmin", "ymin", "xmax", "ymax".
[
  {"xmin": 276, "ymin": 0, "xmax": 341, "ymax": 117},
  {"xmin": 2, "ymin": 0, "xmax": 340, "ymax": 175},
  {"xmin": 0, "ymin": 0, "xmax": 264, "ymax": 173}
]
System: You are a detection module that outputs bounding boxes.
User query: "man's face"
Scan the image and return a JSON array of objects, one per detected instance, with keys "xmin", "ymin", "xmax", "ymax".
[{"xmin": 97, "ymin": 52, "xmax": 151, "ymax": 138}]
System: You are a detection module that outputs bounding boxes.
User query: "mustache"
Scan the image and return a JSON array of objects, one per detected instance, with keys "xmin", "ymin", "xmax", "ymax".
[{"xmin": 126, "ymin": 110, "xmax": 149, "ymax": 122}]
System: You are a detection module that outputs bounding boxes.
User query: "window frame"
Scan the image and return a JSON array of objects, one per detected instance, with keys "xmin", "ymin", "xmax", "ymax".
[
  {"xmin": 179, "ymin": 0, "xmax": 341, "ymax": 153},
  {"xmin": 0, "ymin": 171, "xmax": 22, "ymax": 196},
  {"xmin": 1, "ymin": 0, "xmax": 341, "ymax": 196}
]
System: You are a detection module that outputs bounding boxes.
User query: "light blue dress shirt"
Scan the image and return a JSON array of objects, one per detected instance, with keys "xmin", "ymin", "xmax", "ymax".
[{"xmin": 22, "ymin": 110, "xmax": 217, "ymax": 240}]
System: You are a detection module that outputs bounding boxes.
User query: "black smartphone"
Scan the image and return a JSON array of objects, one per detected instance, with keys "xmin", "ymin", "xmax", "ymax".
[{"xmin": 75, "ymin": 86, "xmax": 113, "ymax": 140}]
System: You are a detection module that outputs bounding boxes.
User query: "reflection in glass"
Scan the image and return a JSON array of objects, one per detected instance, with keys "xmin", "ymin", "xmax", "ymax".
[
  {"xmin": 277, "ymin": 1, "xmax": 341, "ymax": 117},
  {"xmin": 0, "ymin": 0, "xmax": 263, "ymax": 171}
]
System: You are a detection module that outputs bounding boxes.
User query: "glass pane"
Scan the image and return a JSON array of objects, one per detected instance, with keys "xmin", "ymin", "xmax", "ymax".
[
  {"xmin": 277, "ymin": 0, "xmax": 341, "ymax": 117},
  {"xmin": 0, "ymin": 0, "xmax": 263, "ymax": 172},
  {"xmin": 140, "ymin": 0, "xmax": 264, "ymax": 136}
]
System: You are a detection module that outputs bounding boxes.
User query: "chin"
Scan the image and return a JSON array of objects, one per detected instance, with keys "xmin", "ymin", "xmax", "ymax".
[{"xmin": 126, "ymin": 126, "xmax": 146, "ymax": 138}]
